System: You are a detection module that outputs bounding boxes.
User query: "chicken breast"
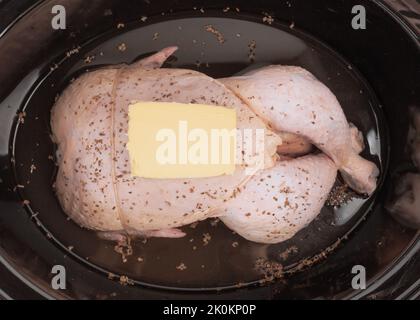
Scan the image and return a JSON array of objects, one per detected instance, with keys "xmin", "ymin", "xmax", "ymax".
[
  {"xmin": 218, "ymin": 154, "xmax": 337, "ymax": 243},
  {"xmin": 51, "ymin": 47, "xmax": 281, "ymax": 236},
  {"xmin": 51, "ymin": 67, "xmax": 122, "ymax": 231},
  {"xmin": 220, "ymin": 66, "xmax": 379, "ymax": 194}
]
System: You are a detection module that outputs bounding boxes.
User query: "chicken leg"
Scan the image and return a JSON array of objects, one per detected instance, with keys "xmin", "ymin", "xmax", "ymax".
[{"xmin": 220, "ymin": 65, "xmax": 379, "ymax": 194}]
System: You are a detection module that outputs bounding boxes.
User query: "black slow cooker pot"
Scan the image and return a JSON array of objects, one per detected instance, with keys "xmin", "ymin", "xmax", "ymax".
[{"xmin": 0, "ymin": 0, "xmax": 418, "ymax": 299}]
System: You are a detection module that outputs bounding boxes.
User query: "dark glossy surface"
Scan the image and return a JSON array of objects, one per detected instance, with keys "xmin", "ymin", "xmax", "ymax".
[
  {"xmin": 0, "ymin": 0, "xmax": 419, "ymax": 299},
  {"xmin": 11, "ymin": 16, "xmax": 386, "ymax": 290}
]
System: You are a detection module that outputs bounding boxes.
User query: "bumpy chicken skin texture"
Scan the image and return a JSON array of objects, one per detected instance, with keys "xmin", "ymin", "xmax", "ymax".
[
  {"xmin": 51, "ymin": 47, "xmax": 377, "ymax": 244},
  {"xmin": 51, "ymin": 68, "xmax": 122, "ymax": 231},
  {"xmin": 112, "ymin": 70, "xmax": 282, "ymax": 233},
  {"xmin": 218, "ymin": 154, "xmax": 337, "ymax": 243},
  {"xmin": 51, "ymin": 47, "xmax": 281, "ymax": 236},
  {"xmin": 220, "ymin": 66, "xmax": 379, "ymax": 195}
]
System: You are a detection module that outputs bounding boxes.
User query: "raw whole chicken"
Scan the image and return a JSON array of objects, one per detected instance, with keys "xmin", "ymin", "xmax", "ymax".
[{"xmin": 51, "ymin": 47, "xmax": 378, "ymax": 244}]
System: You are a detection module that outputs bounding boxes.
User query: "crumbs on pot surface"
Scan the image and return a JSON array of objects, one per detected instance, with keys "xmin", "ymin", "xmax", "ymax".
[
  {"xmin": 29, "ymin": 163, "xmax": 36, "ymax": 174},
  {"xmin": 84, "ymin": 55, "xmax": 95, "ymax": 64},
  {"xmin": 176, "ymin": 262, "xmax": 187, "ymax": 271},
  {"xmin": 117, "ymin": 43, "xmax": 127, "ymax": 52},
  {"xmin": 204, "ymin": 25, "xmax": 225, "ymax": 44},
  {"xmin": 119, "ymin": 275, "xmax": 134, "ymax": 286},
  {"xmin": 326, "ymin": 183, "xmax": 358, "ymax": 207},
  {"xmin": 114, "ymin": 237, "xmax": 133, "ymax": 263},
  {"xmin": 18, "ymin": 111, "xmax": 26, "ymax": 124},
  {"xmin": 255, "ymin": 257, "xmax": 284, "ymax": 282},
  {"xmin": 262, "ymin": 12, "xmax": 274, "ymax": 25},
  {"xmin": 278, "ymin": 245, "xmax": 298, "ymax": 260},
  {"xmin": 248, "ymin": 40, "xmax": 256, "ymax": 63},
  {"xmin": 65, "ymin": 46, "xmax": 81, "ymax": 58},
  {"xmin": 202, "ymin": 232, "xmax": 211, "ymax": 246}
]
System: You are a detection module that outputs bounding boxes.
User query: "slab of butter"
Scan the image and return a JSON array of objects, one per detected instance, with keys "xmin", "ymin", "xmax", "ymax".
[{"xmin": 127, "ymin": 101, "xmax": 237, "ymax": 179}]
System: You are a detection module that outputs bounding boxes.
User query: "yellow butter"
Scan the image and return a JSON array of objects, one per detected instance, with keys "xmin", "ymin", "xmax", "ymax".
[{"xmin": 127, "ymin": 101, "xmax": 237, "ymax": 179}]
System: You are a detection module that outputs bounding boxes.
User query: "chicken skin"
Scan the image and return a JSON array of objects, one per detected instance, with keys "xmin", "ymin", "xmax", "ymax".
[
  {"xmin": 51, "ymin": 47, "xmax": 281, "ymax": 237},
  {"xmin": 220, "ymin": 66, "xmax": 379, "ymax": 195},
  {"xmin": 51, "ymin": 47, "xmax": 378, "ymax": 244},
  {"xmin": 218, "ymin": 154, "xmax": 337, "ymax": 243}
]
